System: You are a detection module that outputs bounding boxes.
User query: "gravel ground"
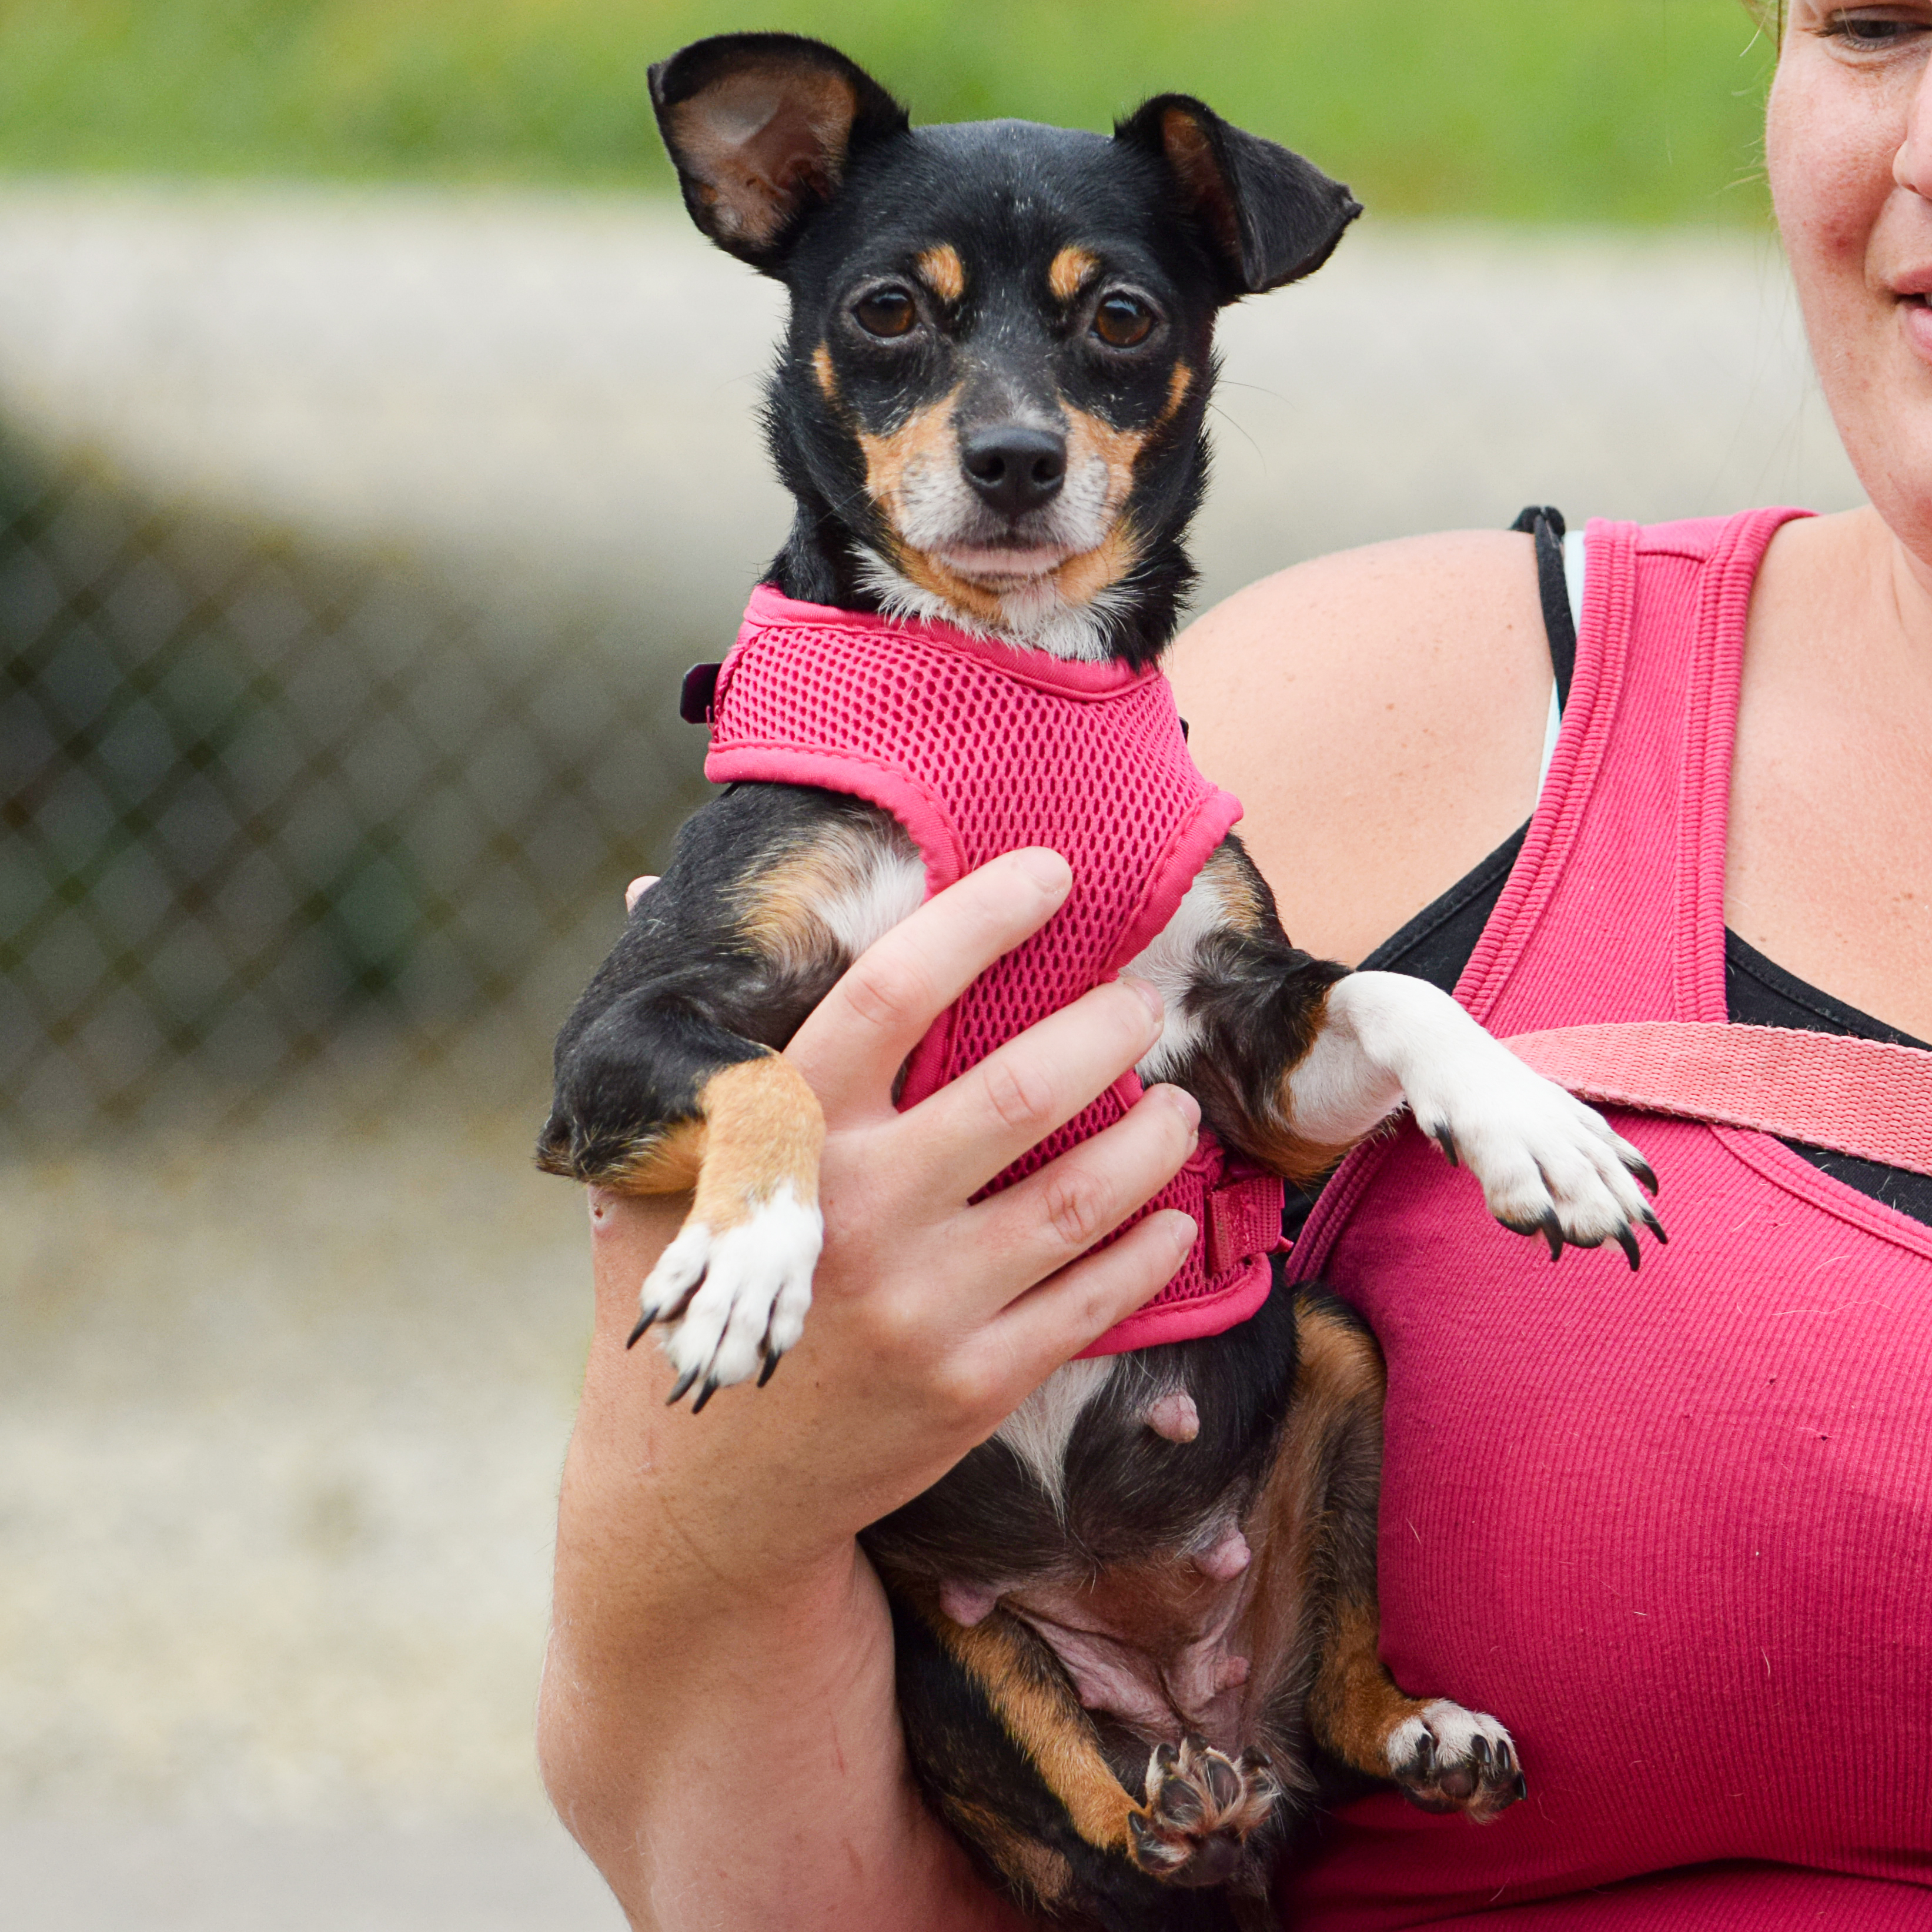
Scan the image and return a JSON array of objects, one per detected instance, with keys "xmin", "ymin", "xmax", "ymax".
[
  {"xmin": 0, "ymin": 1106, "xmax": 617, "ymax": 1927},
  {"xmin": 0, "ymin": 185, "xmax": 1871, "ymax": 1928}
]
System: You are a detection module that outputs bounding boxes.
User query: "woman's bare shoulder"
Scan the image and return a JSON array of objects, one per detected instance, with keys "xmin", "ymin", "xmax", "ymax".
[{"xmin": 1168, "ymin": 529, "xmax": 1552, "ymax": 964}]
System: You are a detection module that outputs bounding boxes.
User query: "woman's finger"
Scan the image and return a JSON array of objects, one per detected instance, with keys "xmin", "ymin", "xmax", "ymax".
[
  {"xmin": 899, "ymin": 975, "xmax": 1169, "ymax": 1201},
  {"xmin": 787, "ymin": 847, "xmax": 1071, "ymax": 1121},
  {"xmin": 624, "ymin": 875, "xmax": 660, "ymax": 912},
  {"xmin": 961, "ymin": 1081, "xmax": 1200, "ymax": 1300},
  {"xmin": 987, "ymin": 1206, "xmax": 1199, "ymax": 1379}
]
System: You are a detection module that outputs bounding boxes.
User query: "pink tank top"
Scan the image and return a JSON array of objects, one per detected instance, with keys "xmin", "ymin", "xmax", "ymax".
[
  {"xmin": 1280, "ymin": 512, "xmax": 1932, "ymax": 1927},
  {"xmin": 703, "ymin": 584, "xmax": 1284, "ymax": 1355}
]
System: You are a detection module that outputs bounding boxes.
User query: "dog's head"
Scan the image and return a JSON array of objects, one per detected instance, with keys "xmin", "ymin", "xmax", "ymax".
[{"xmin": 653, "ymin": 33, "xmax": 1359, "ymax": 663}]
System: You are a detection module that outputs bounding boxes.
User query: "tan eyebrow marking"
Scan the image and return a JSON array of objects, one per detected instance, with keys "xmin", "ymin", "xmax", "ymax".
[
  {"xmin": 917, "ymin": 244, "xmax": 967, "ymax": 303},
  {"xmin": 1048, "ymin": 245, "xmax": 1100, "ymax": 303},
  {"xmin": 812, "ymin": 342, "xmax": 837, "ymax": 397}
]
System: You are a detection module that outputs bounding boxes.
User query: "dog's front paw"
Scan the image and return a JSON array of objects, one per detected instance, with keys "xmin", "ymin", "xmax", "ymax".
[
  {"xmin": 1125, "ymin": 1737, "xmax": 1280, "ymax": 1888},
  {"xmin": 627, "ymin": 1184, "xmax": 821, "ymax": 1409},
  {"xmin": 1411, "ymin": 1045, "xmax": 1663, "ymax": 1266},
  {"xmin": 1385, "ymin": 1700, "xmax": 1525, "ymax": 1823}
]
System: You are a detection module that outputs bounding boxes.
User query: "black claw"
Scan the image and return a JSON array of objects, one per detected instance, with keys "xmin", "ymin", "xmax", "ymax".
[
  {"xmin": 757, "ymin": 1348, "xmax": 783, "ymax": 1388},
  {"xmin": 1512, "ymin": 1771, "xmax": 1528, "ymax": 1802},
  {"xmin": 1432, "ymin": 1124, "xmax": 1461, "ymax": 1168},
  {"xmin": 665, "ymin": 1365, "xmax": 699, "ymax": 1406},
  {"xmin": 1642, "ymin": 1206, "xmax": 1670, "ymax": 1245},
  {"xmin": 625, "ymin": 1310, "xmax": 655, "ymax": 1350},
  {"xmin": 689, "ymin": 1375, "xmax": 720, "ymax": 1415},
  {"xmin": 1539, "ymin": 1208, "xmax": 1565, "ymax": 1264},
  {"xmin": 1413, "ymin": 1730, "xmax": 1436, "ymax": 1774},
  {"xmin": 1629, "ymin": 1155, "xmax": 1659, "ymax": 1195},
  {"xmin": 1471, "ymin": 1733, "xmax": 1492, "ymax": 1767},
  {"xmin": 1616, "ymin": 1225, "xmax": 1642, "ymax": 1272}
]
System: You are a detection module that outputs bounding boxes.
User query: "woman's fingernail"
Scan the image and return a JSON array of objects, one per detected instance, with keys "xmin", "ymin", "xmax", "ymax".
[
  {"xmin": 1169, "ymin": 1213, "xmax": 1198, "ymax": 1254},
  {"xmin": 1120, "ymin": 974, "xmax": 1166, "ymax": 1027},
  {"xmin": 1017, "ymin": 848, "xmax": 1071, "ymax": 894},
  {"xmin": 1154, "ymin": 1084, "xmax": 1201, "ymax": 1131}
]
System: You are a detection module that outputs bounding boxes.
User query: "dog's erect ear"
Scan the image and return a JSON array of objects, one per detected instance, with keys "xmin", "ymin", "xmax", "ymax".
[
  {"xmin": 650, "ymin": 34, "xmax": 910, "ymax": 272},
  {"xmin": 1115, "ymin": 95, "xmax": 1361, "ymax": 299}
]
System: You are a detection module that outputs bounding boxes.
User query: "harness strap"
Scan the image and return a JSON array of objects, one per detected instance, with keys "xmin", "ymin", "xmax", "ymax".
[{"xmin": 1506, "ymin": 1021, "xmax": 1932, "ymax": 1179}]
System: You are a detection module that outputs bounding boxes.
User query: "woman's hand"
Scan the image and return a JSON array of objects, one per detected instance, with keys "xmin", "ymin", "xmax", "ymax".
[{"xmin": 542, "ymin": 847, "xmax": 1201, "ymax": 1928}]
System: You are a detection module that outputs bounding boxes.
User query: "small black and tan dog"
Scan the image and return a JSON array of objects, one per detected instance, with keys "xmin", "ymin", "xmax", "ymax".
[{"xmin": 540, "ymin": 34, "xmax": 1660, "ymax": 1929}]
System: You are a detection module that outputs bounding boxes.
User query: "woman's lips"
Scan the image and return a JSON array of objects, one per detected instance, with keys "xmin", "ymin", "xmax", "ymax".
[{"xmin": 1901, "ymin": 291, "xmax": 1932, "ymax": 366}]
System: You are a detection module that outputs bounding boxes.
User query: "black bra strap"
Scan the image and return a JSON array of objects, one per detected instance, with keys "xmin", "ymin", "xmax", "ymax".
[{"xmin": 1510, "ymin": 504, "xmax": 1576, "ymax": 710}]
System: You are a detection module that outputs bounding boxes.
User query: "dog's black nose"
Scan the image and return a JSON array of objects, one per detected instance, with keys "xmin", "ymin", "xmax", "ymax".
[{"xmin": 960, "ymin": 426, "xmax": 1066, "ymax": 516}]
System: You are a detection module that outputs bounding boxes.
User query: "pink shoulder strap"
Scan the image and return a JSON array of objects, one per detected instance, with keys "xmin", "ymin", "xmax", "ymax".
[{"xmin": 1507, "ymin": 1021, "xmax": 1932, "ymax": 1179}]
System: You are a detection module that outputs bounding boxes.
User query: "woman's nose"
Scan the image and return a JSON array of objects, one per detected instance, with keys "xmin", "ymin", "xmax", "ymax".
[{"xmin": 1895, "ymin": 61, "xmax": 1932, "ymax": 198}]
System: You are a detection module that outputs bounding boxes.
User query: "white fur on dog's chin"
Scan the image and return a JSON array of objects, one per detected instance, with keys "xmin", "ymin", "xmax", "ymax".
[{"xmin": 854, "ymin": 544, "xmax": 1135, "ymax": 664}]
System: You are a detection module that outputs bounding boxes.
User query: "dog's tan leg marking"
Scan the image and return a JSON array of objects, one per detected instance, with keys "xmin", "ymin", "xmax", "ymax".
[
  {"xmin": 918, "ymin": 243, "xmax": 967, "ymax": 303},
  {"xmin": 943, "ymin": 1799, "xmax": 1077, "ymax": 1913},
  {"xmin": 1048, "ymin": 244, "xmax": 1099, "ymax": 303},
  {"xmin": 636, "ymin": 1054, "xmax": 827, "ymax": 1396},
  {"xmin": 1234, "ymin": 1295, "xmax": 1380, "ymax": 1729},
  {"xmin": 908, "ymin": 1590, "xmax": 1144, "ymax": 1853},
  {"xmin": 900, "ymin": 1579, "xmax": 1281, "ymax": 1886},
  {"xmin": 1281, "ymin": 1300, "xmax": 1422, "ymax": 1779},
  {"xmin": 1286, "ymin": 1301, "xmax": 1525, "ymax": 1820},
  {"xmin": 687, "ymin": 1055, "xmax": 824, "ymax": 1234},
  {"xmin": 576, "ymin": 1118, "xmax": 706, "ymax": 1194}
]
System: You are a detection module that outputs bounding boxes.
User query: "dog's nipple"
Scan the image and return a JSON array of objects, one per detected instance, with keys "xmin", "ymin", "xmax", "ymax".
[
  {"xmin": 938, "ymin": 1580, "xmax": 1001, "ymax": 1628},
  {"xmin": 1195, "ymin": 1528, "xmax": 1251, "ymax": 1582},
  {"xmin": 1145, "ymin": 1392, "xmax": 1200, "ymax": 1443}
]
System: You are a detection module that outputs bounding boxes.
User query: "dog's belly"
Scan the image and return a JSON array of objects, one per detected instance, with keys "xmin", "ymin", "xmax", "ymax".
[{"xmin": 1001, "ymin": 1525, "xmax": 1262, "ymax": 1750}]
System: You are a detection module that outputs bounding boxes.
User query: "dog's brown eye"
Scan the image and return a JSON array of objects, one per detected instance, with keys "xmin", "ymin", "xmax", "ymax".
[
  {"xmin": 853, "ymin": 288, "xmax": 917, "ymax": 338},
  {"xmin": 1092, "ymin": 293, "xmax": 1155, "ymax": 349}
]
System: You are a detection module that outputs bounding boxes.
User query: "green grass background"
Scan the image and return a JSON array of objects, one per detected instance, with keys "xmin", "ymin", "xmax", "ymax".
[{"xmin": 0, "ymin": 1, "xmax": 1778, "ymax": 223}]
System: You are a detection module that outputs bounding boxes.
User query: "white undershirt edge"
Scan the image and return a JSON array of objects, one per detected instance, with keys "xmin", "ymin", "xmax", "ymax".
[{"xmin": 1536, "ymin": 529, "xmax": 1588, "ymax": 792}]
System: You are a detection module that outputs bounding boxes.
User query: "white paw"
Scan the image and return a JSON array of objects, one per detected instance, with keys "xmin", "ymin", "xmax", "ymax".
[
  {"xmin": 1386, "ymin": 1700, "xmax": 1524, "ymax": 1821},
  {"xmin": 1410, "ymin": 1041, "xmax": 1662, "ymax": 1262},
  {"xmin": 628, "ymin": 1184, "xmax": 821, "ymax": 1409},
  {"xmin": 1306, "ymin": 974, "xmax": 1662, "ymax": 1263}
]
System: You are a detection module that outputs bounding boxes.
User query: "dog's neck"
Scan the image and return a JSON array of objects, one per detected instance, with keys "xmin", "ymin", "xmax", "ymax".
[{"xmin": 763, "ymin": 456, "xmax": 1205, "ymax": 673}]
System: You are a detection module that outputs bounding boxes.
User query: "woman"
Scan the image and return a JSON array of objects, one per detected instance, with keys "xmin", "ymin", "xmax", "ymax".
[{"xmin": 537, "ymin": 5, "xmax": 1932, "ymax": 1924}]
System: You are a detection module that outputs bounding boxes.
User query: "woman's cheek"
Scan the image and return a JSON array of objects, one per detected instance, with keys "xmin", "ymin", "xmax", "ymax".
[{"xmin": 1769, "ymin": 58, "xmax": 1892, "ymax": 289}]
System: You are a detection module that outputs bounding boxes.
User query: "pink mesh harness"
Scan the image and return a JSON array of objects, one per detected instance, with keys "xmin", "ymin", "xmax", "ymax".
[{"xmin": 700, "ymin": 583, "xmax": 1284, "ymax": 1355}]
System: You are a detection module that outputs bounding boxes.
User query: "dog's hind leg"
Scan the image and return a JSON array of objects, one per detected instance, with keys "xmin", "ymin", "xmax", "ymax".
[
  {"xmin": 888, "ymin": 1579, "xmax": 1278, "ymax": 1923},
  {"xmin": 1286, "ymin": 1293, "xmax": 1526, "ymax": 1823}
]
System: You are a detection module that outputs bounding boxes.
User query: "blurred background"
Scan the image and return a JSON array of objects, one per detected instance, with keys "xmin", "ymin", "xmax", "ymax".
[{"xmin": 0, "ymin": 3, "xmax": 1860, "ymax": 1926}]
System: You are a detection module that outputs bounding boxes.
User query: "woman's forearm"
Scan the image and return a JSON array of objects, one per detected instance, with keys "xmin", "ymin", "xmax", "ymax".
[
  {"xmin": 539, "ymin": 1194, "xmax": 1025, "ymax": 1930},
  {"xmin": 537, "ymin": 857, "xmax": 1200, "ymax": 1928}
]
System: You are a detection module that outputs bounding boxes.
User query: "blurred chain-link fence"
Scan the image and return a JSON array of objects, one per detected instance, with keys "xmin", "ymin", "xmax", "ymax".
[
  {"xmin": 0, "ymin": 188, "xmax": 1866, "ymax": 1159},
  {"xmin": 1, "ymin": 433, "xmax": 704, "ymax": 1150}
]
